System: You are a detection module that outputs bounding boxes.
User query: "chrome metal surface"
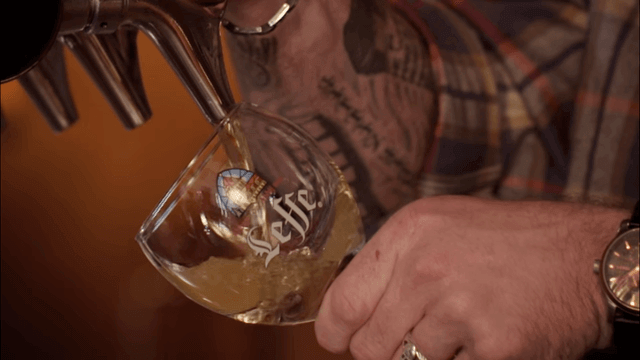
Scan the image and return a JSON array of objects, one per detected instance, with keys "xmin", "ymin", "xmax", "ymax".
[
  {"xmin": 18, "ymin": 42, "xmax": 79, "ymax": 132},
  {"xmin": 222, "ymin": 0, "xmax": 298, "ymax": 35},
  {"xmin": 61, "ymin": 28, "xmax": 152, "ymax": 129},
  {"xmin": 59, "ymin": 0, "xmax": 96, "ymax": 34},
  {"xmin": 124, "ymin": 0, "xmax": 235, "ymax": 123},
  {"xmin": 16, "ymin": 0, "xmax": 237, "ymax": 130},
  {"xmin": 619, "ymin": 220, "xmax": 632, "ymax": 232},
  {"xmin": 59, "ymin": 0, "xmax": 127, "ymax": 34},
  {"xmin": 88, "ymin": 0, "xmax": 128, "ymax": 34}
]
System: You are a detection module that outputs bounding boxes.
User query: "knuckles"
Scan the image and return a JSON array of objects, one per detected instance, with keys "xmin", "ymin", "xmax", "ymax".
[
  {"xmin": 348, "ymin": 317, "xmax": 393, "ymax": 360},
  {"xmin": 349, "ymin": 337, "xmax": 382, "ymax": 360},
  {"xmin": 315, "ymin": 285, "xmax": 380, "ymax": 355},
  {"xmin": 327, "ymin": 281, "xmax": 373, "ymax": 330},
  {"xmin": 472, "ymin": 332, "xmax": 527, "ymax": 360},
  {"xmin": 468, "ymin": 313, "xmax": 528, "ymax": 360},
  {"xmin": 405, "ymin": 250, "xmax": 448, "ymax": 291},
  {"xmin": 440, "ymin": 292, "xmax": 476, "ymax": 323},
  {"xmin": 314, "ymin": 315, "xmax": 343, "ymax": 353}
]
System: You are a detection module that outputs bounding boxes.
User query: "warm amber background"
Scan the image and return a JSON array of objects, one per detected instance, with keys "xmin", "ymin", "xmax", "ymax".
[{"xmin": 1, "ymin": 34, "xmax": 354, "ymax": 359}]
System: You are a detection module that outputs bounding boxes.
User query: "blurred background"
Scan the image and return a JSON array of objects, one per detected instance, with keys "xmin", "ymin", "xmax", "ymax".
[{"xmin": 1, "ymin": 33, "xmax": 354, "ymax": 359}]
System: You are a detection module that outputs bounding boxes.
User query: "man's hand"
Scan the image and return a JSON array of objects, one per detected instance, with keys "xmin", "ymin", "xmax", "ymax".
[{"xmin": 315, "ymin": 196, "xmax": 629, "ymax": 360}]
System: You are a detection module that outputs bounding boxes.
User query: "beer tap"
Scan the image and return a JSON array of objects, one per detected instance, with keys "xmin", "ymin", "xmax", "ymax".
[
  {"xmin": 17, "ymin": 42, "xmax": 80, "ymax": 132},
  {"xmin": 3, "ymin": 0, "xmax": 234, "ymax": 131}
]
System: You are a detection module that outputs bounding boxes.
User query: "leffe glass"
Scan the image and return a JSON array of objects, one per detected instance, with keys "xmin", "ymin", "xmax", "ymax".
[{"xmin": 136, "ymin": 103, "xmax": 365, "ymax": 325}]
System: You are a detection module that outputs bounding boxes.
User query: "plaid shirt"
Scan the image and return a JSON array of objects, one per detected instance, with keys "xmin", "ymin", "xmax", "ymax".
[{"xmin": 393, "ymin": 0, "xmax": 639, "ymax": 210}]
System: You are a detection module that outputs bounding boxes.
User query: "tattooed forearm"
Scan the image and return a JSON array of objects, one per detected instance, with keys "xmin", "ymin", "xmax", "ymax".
[{"xmin": 225, "ymin": 0, "xmax": 436, "ymax": 232}]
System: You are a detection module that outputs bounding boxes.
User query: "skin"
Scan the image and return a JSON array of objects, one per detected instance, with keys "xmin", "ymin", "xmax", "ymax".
[
  {"xmin": 223, "ymin": 1, "xmax": 627, "ymax": 358},
  {"xmin": 315, "ymin": 196, "xmax": 625, "ymax": 360},
  {"xmin": 224, "ymin": 0, "xmax": 436, "ymax": 233}
]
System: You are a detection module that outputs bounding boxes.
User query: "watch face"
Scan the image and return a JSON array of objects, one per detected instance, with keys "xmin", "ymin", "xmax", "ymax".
[{"xmin": 602, "ymin": 227, "xmax": 639, "ymax": 313}]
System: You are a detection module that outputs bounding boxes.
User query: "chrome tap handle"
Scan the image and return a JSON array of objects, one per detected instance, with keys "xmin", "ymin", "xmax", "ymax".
[
  {"xmin": 62, "ymin": 28, "xmax": 152, "ymax": 129},
  {"xmin": 127, "ymin": 0, "xmax": 235, "ymax": 123},
  {"xmin": 18, "ymin": 42, "xmax": 79, "ymax": 132},
  {"xmin": 5, "ymin": 0, "xmax": 236, "ymax": 130}
]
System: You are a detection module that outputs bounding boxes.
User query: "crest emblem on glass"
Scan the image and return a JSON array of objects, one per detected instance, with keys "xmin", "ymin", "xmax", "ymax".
[{"xmin": 135, "ymin": 0, "xmax": 364, "ymax": 325}]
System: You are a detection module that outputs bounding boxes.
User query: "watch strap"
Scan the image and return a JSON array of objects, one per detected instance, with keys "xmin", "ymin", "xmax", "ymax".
[
  {"xmin": 612, "ymin": 309, "xmax": 640, "ymax": 356},
  {"xmin": 614, "ymin": 308, "xmax": 640, "ymax": 325},
  {"xmin": 631, "ymin": 200, "xmax": 639, "ymax": 227},
  {"xmin": 582, "ymin": 316, "xmax": 639, "ymax": 359}
]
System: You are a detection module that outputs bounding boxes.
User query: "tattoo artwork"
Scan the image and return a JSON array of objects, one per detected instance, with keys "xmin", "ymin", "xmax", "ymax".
[
  {"xmin": 226, "ymin": 0, "xmax": 436, "ymax": 234},
  {"xmin": 228, "ymin": 36, "xmax": 279, "ymax": 89},
  {"xmin": 298, "ymin": 113, "xmax": 387, "ymax": 236},
  {"xmin": 344, "ymin": 0, "xmax": 433, "ymax": 88}
]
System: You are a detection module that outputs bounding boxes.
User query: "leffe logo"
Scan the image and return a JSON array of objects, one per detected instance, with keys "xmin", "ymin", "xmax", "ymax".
[{"xmin": 216, "ymin": 169, "xmax": 321, "ymax": 267}]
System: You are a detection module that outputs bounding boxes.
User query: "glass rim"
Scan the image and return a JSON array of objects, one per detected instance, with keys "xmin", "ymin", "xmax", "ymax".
[{"xmin": 135, "ymin": 111, "xmax": 236, "ymax": 245}]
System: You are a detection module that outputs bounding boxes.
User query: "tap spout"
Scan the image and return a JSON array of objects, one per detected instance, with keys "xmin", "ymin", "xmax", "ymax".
[
  {"xmin": 18, "ymin": 42, "xmax": 79, "ymax": 132},
  {"xmin": 62, "ymin": 28, "xmax": 152, "ymax": 129},
  {"xmin": 126, "ymin": 0, "xmax": 235, "ymax": 124}
]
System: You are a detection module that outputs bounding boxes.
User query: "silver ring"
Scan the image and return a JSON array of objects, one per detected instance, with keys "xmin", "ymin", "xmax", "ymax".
[
  {"xmin": 222, "ymin": 0, "xmax": 299, "ymax": 35},
  {"xmin": 401, "ymin": 334, "xmax": 428, "ymax": 360}
]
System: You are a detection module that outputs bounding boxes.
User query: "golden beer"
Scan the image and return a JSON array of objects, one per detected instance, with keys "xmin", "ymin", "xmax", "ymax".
[{"xmin": 137, "ymin": 104, "xmax": 364, "ymax": 324}]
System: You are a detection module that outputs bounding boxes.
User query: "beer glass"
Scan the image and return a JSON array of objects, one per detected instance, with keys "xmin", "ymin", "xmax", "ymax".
[{"xmin": 136, "ymin": 103, "xmax": 365, "ymax": 325}]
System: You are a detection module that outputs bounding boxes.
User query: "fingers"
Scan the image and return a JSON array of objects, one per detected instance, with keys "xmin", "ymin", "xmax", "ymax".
[
  {"xmin": 315, "ymin": 208, "xmax": 418, "ymax": 353},
  {"xmin": 348, "ymin": 269, "xmax": 436, "ymax": 360},
  {"xmin": 410, "ymin": 313, "xmax": 467, "ymax": 360},
  {"xmin": 345, "ymin": 203, "xmax": 449, "ymax": 359},
  {"xmin": 392, "ymin": 330, "xmax": 467, "ymax": 360},
  {"xmin": 392, "ymin": 345, "xmax": 404, "ymax": 360},
  {"xmin": 314, "ymin": 235, "xmax": 397, "ymax": 352}
]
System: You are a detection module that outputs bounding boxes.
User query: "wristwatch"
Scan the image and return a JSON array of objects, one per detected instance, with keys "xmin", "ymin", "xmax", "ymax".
[{"xmin": 593, "ymin": 201, "xmax": 639, "ymax": 353}]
